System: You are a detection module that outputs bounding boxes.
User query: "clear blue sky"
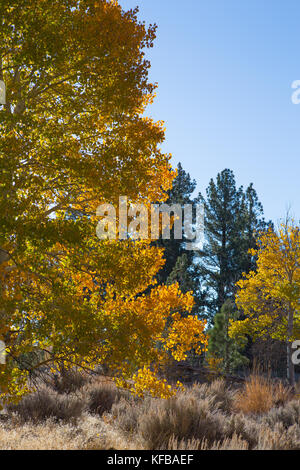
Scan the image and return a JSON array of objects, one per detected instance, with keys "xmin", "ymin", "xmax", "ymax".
[{"xmin": 121, "ymin": 0, "xmax": 300, "ymax": 223}]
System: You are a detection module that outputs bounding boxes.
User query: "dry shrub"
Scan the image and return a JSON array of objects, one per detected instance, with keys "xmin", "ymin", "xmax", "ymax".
[
  {"xmin": 1, "ymin": 377, "xmax": 299, "ymax": 450},
  {"xmin": 256, "ymin": 422, "xmax": 300, "ymax": 450},
  {"xmin": 234, "ymin": 374, "xmax": 290, "ymax": 415},
  {"xmin": 273, "ymin": 381, "xmax": 293, "ymax": 406},
  {"xmin": 138, "ymin": 393, "xmax": 224, "ymax": 449},
  {"xmin": 112, "ymin": 380, "xmax": 250, "ymax": 449},
  {"xmin": 48, "ymin": 368, "xmax": 89, "ymax": 394},
  {"xmin": 111, "ymin": 397, "xmax": 146, "ymax": 433},
  {"xmin": 263, "ymin": 399, "xmax": 300, "ymax": 429},
  {"xmin": 191, "ymin": 379, "xmax": 236, "ymax": 413},
  {"xmin": 223, "ymin": 413, "xmax": 260, "ymax": 449},
  {"xmin": 87, "ymin": 381, "xmax": 131, "ymax": 416},
  {"xmin": 7, "ymin": 388, "xmax": 84, "ymax": 423}
]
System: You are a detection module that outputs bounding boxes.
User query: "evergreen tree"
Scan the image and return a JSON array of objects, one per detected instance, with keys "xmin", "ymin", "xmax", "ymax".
[
  {"xmin": 198, "ymin": 169, "xmax": 270, "ymax": 316},
  {"xmin": 236, "ymin": 183, "xmax": 270, "ymax": 274},
  {"xmin": 155, "ymin": 162, "xmax": 196, "ymax": 284},
  {"xmin": 207, "ymin": 300, "xmax": 248, "ymax": 374},
  {"xmin": 155, "ymin": 163, "xmax": 207, "ymax": 317},
  {"xmin": 166, "ymin": 253, "xmax": 206, "ymax": 317}
]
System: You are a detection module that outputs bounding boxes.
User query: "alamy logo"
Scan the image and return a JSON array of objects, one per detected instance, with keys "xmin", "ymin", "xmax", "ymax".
[
  {"xmin": 96, "ymin": 197, "xmax": 204, "ymax": 251},
  {"xmin": 0, "ymin": 80, "xmax": 6, "ymax": 105},
  {"xmin": 292, "ymin": 340, "xmax": 300, "ymax": 365},
  {"xmin": 0, "ymin": 341, "xmax": 6, "ymax": 365}
]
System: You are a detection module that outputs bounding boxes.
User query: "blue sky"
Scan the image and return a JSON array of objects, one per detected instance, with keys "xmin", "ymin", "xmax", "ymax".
[{"xmin": 121, "ymin": 0, "xmax": 300, "ymax": 223}]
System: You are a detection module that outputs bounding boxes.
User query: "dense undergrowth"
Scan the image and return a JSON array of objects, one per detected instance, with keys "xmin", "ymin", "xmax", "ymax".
[{"xmin": 0, "ymin": 370, "xmax": 299, "ymax": 450}]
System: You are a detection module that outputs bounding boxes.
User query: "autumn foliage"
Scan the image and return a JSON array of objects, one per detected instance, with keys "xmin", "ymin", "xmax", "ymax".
[
  {"xmin": 0, "ymin": 0, "xmax": 207, "ymax": 402},
  {"xmin": 229, "ymin": 222, "xmax": 300, "ymax": 384}
]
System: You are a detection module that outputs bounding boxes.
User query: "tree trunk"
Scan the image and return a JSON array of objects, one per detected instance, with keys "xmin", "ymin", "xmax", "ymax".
[
  {"xmin": 287, "ymin": 341, "xmax": 295, "ymax": 386},
  {"xmin": 287, "ymin": 307, "xmax": 295, "ymax": 386},
  {"xmin": 224, "ymin": 309, "xmax": 230, "ymax": 374}
]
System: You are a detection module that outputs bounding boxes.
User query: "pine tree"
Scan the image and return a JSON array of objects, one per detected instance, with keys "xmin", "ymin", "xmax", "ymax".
[
  {"xmin": 167, "ymin": 253, "xmax": 206, "ymax": 317},
  {"xmin": 155, "ymin": 163, "xmax": 196, "ymax": 283},
  {"xmin": 198, "ymin": 169, "xmax": 242, "ymax": 314},
  {"xmin": 207, "ymin": 300, "xmax": 248, "ymax": 374},
  {"xmin": 154, "ymin": 163, "xmax": 207, "ymax": 317},
  {"xmin": 236, "ymin": 183, "xmax": 270, "ymax": 274},
  {"xmin": 198, "ymin": 169, "xmax": 270, "ymax": 316}
]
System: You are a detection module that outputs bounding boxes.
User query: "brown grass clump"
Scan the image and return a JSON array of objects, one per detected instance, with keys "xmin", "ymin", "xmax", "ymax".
[
  {"xmin": 113, "ymin": 383, "xmax": 235, "ymax": 449},
  {"xmin": 111, "ymin": 397, "xmax": 146, "ymax": 433},
  {"xmin": 256, "ymin": 422, "xmax": 300, "ymax": 450},
  {"xmin": 272, "ymin": 381, "xmax": 293, "ymax": 406},
  {"xmin": 263, "ymin": 399, "xmax": 300, "ymax": 429},
  {"xmin": 87, "ymin": 382, "xmax": 130, "ymax": 416},
  {"xmin": 138, "ymin": 394, "xmax": 224, "ymax": 449},
  {"xmin": 7, "ymin": 388, "xmax": 84, "ymax": 423},
  {"xmin": 190, "ymin": 379, "xmax": 236, "ymax": 413},
  {"xmin": 234, "ymin": 374, "xmax": 291, "ymax": 415},
  {"xmin": 49, "ymin": 368, "xmax": 89, "ymax": 395}
]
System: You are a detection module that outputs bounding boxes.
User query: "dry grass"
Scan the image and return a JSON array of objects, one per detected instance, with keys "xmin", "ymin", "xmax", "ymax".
[
  {"xmin": 87, "ymin": 381, "xmax": 131, "ymax": 416},
  {"xmin": 138, "ymin": 394, "xmax": 224, "ymax": 449},
  {"xmin": 0, "ymin": 414, "xmax": 137, "ymax": 450},
  {"xmin": 48, "ymin": 368, "xmax": 89, "ymax": 395},
  {"xmin": 0, "ymin": 372, "xmax": 299, "ymax": 450},
  {"xmin": 7, "ymin": 387, "xmax": 84, "ymax": 423},
  {"xmin": 234, "ymin": 374, "xmax": 292, "ymax": 415}
]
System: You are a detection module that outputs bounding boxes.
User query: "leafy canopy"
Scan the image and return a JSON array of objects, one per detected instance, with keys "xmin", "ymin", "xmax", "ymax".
[
  {"xmin": 0, "ymin": 0, "xmax": 207, "ymax": 401},
  {"xmin": 230, "ymin": 223, "xmax": 300, "ymax": 343}
]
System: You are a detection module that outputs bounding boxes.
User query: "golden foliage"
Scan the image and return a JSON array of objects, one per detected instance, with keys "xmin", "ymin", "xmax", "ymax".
[
  {"xmin": 0, "ymin": 0, "xmax": 207, "ymax": 400},
  {"xmin": 229, "ymin": 223, "xmax": 300, "ymax": 343}
]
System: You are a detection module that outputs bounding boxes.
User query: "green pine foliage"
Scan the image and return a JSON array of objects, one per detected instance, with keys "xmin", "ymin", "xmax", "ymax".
[
  {"xmin": 154, "ymin": 162, "xmax": 208, "ymax": 318},
  {"xmin": 198, "ymin": 169, "xmax": 271, "ymax": 316},
  {"xmin": 207, "ymin": 300, "xmax": 249, "ymax": 374}
]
